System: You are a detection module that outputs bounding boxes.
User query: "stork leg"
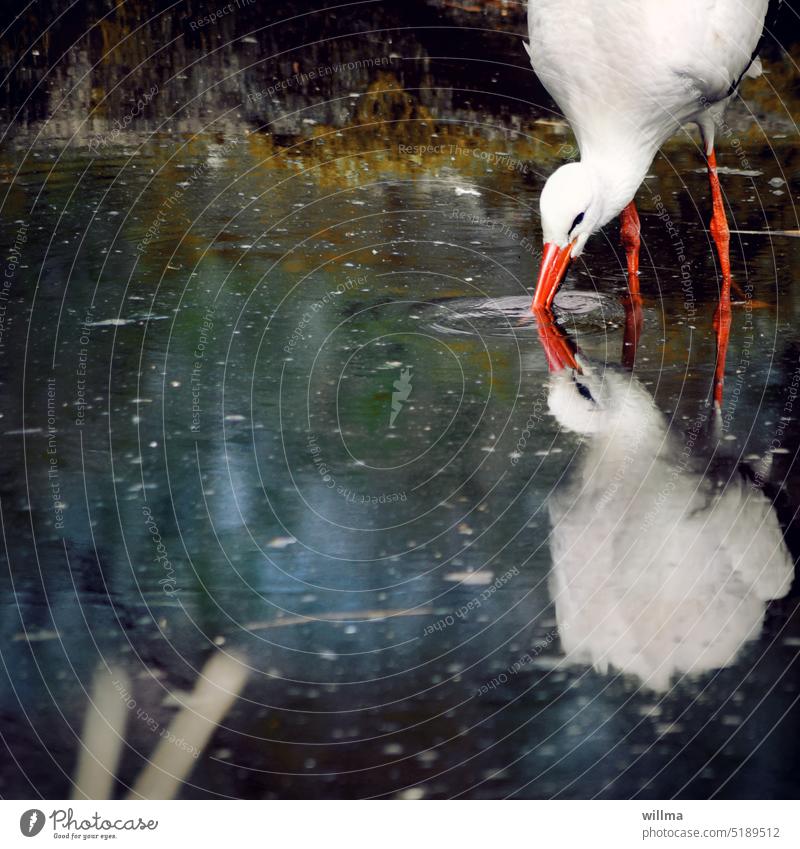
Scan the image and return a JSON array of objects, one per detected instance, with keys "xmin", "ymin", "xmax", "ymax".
[
  {"xmin": 706, "ymin": 149, "xmax": 732, "ymax": 408},
  {"xmin": 620, "ymin": 201, "xmax": 643, "ymax": 368},
  {"xmin": 706, "ymin": 149, "xmax": 732, "ymax": 287},
  {"xmin": 620, "ymin": 200, "xmax": 641, "ymax": 295},
  {"xmin": 713, "ymin": 305, "xmax": 732, "ymax": 408},
  {"xmin": 621, "ymin": 293, "xmax": 644, "ymax": 370}
]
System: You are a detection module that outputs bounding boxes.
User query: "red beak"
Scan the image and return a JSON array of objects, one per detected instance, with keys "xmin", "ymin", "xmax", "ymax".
[{"xmin": 531, "ymin": 241, "xmax": 574, "ymax": 311}]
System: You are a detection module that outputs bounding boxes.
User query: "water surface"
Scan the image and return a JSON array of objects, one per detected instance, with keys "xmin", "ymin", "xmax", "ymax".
[{"xmin": 1, "ymin": 85, "xmax": 800, "ymax": 800}]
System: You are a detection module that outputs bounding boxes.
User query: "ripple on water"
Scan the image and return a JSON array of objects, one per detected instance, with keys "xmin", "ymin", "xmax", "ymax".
[{"xmin": 420, "ymin": 291, "xmax": 626, "ymax": 339}]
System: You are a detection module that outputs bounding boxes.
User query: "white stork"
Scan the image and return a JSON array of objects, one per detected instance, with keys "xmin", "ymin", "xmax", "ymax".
[
  {"xmin": 526, "ymin": 0, "xmax": 780, "ymax": 326},
  {"xmin": 535, "ymin": 317, "xmax": 793, "ymax": 691}
]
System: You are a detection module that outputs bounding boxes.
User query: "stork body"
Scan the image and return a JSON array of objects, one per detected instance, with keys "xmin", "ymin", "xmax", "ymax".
[
  {"xmin": 527, "ymin": 0, "xmax": 778, "ymax": 319},
  {"xmin": 546, "ymin": 359, "xmax": 793, "ymax": 690}
]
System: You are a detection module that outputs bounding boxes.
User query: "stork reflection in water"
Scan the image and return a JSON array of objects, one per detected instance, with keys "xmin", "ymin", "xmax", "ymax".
[{"xmin": 534, "ymin": 300, "xmax": 793, "ymax": 691}]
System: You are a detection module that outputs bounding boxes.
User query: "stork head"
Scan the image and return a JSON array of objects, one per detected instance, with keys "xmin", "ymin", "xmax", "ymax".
[
  {"xmin": 547, "ymin": 361, "xmax": 608, "ymax": 435},
  {"xmin": 532, "ymin": 162, "xmax": 600, "ymax": 309},
  {"xmin": 548, "ymin": 360, "xmax": 662, "ymax": 439}
]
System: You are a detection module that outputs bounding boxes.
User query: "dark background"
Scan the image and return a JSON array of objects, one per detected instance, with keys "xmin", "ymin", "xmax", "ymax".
[{"xmin": 1, "ymin": 0, "xmax": 798, "ymax": 141}]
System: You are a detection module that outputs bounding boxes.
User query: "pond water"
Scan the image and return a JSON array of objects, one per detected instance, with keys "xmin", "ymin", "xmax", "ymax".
[{"xmin": 1, "ymin": 97, "xmax": 800, "ymax": 798}]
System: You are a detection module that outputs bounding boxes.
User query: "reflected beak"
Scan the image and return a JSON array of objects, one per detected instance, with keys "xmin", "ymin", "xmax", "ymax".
[
  {"xmin": 531, "ymin": 241, "xmax": 575, "ymax": 311},
  {"xmin": 533, "ymin": 310, "xmax": 580, "ymax": 373}
]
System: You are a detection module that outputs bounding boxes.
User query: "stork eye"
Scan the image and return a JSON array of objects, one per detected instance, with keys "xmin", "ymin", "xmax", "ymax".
[
  {"xmin": 573, "ymin": 376, "xmax": 594, "ymax": 403},
  {"xmin": 569, "ymin": 212, "xmax": 585, "ymax": 234}
]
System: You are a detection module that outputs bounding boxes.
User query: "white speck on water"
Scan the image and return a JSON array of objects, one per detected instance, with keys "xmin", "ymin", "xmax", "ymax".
[
  {"xmin": 89, "ymin": 318, "xmax": 131, "ymax": 326},
  {"xmin": 224, "ymin": 414, "xmax": 246, "ymax": 422},
  {"xmin": 397, "ymin": 788, "xmax": 426, "ymax": 800},
  {"xmin": 529, "ymin": 656, "xmax": 563, "ymax": 670},
  {"xmin": 444, "ymin": 571, "xmax": 492, "ymax": 585},
  {"xmin": 482, "ymin": 769, "xmax": 507, "ymax": 781},
  {"xmin": 693, "ymin": 166, "xmax": 762, "ymax": 177},
  {"xmin": 454, "ymin": 186, "xmax": 481, "ymax": 197},
  {"xmin": 89, "ymin": 315, "xmax": 169, "ymax": 327},
  {"xmin": 267, "ymin": 536, "xmax": 296, "ymax": 549},
  {"xmin": 13, "ymin": 629, "xmax": 60, "ymax": 642}
]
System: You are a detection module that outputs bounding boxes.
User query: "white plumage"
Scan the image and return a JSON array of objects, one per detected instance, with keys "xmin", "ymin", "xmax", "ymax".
[
  {"xmin": 546, "ymin": 360, "xmax": 793, "ymax": 691},
  {"xmin": 528, "ymin": 0, "xmax": 770, "ymax": 239},
  {"xmin": 526, "ymin": 0, "xmax": 777, "ymax": 313},
  {"xmin": 528, "ymin": 0, "xmax": 769, "ymax": 139}
]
